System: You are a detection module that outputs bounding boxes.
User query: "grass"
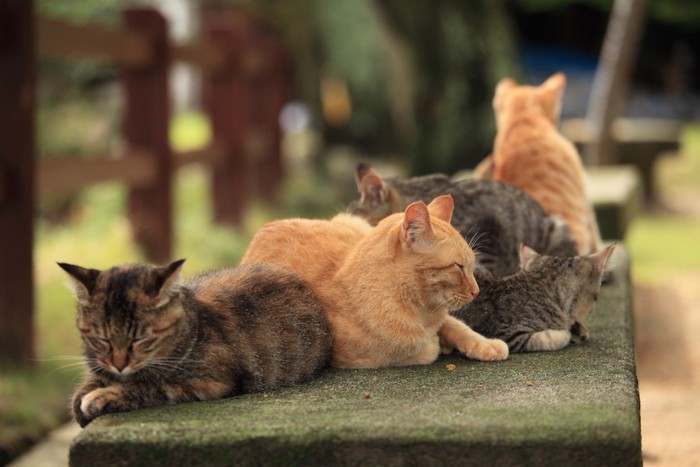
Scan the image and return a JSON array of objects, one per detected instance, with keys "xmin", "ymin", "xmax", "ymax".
[{"xmin": 626, "ymin": 123, "xmax": 700, "ymax": 282}]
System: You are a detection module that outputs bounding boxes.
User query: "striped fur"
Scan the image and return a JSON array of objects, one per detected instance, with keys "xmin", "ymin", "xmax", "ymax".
[
  {"xmin": 60, "ymin": 261, "xmax": 332, "ymax": 427},
  {"xmin": 452, "ymin": 244, "xmax": 615, "ymax": 353},
  {"xmin": 347, "ymin": 164, "xmax": 578, "ymax": 277}
]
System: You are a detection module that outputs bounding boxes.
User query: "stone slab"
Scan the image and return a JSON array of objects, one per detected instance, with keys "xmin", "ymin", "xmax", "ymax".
[{"xmin": 69, "ymin": 247, "xmax": 640, "ymax": 467}]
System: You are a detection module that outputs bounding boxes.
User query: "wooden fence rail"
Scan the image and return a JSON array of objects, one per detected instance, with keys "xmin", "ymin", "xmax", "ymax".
[{"xmin": 0, "ymin": 1, "xmax": 291, "ymax": 364}]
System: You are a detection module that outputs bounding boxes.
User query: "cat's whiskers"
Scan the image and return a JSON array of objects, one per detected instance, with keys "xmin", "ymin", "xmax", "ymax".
[
  {"xmin": 428, "ymin": 295, "xmax": 461, "ymax": 315},
  {"xmin": 466, "ymin": 228, "xmax": 488, "ymax": 255},
  {"xmin": 33, "ymin": 355, "xmax": 85, "ymax": 362},
  {"xmin": 43, "ymin": 361, "xmax": 89, "ymax": 378}
]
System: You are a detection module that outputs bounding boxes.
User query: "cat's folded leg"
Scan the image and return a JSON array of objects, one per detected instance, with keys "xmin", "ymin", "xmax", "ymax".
[
  {"xmin": 75, "ymin": 379, "xmax": 234, "ymax": 427},
  {"xmin": 72, "ymin": 379, "xmax": 105, "ymax": 427},
  {"xmin": 439, "ymin": 316, "xmax": 509, "ymax": 361},
  {"xmin": 525, "ymin": 329, "xmax": 572, "ymax": 351},
  {"xmin": 75, "ymin": 382, "xmax": 126, "ymax": 427},
  {"xmin": 398, "ymin": 335, "xmax": 442, "ymax": 366}
]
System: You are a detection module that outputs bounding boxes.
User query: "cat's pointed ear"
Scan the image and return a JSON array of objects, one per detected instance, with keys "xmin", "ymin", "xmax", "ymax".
[
  {"xmin": 426, "ymin": 194, "xmax": 454, "ymax": 223},
  {"xmin": 519, "ymin": 244, "xmax": 541, "ymax": 270},
  {"xmin": 402, "ymin": 201, "xmax": 436, "ymax": 251},
  {"xmin": 495, "ymin": 77, "xmax": 517, "ymax": 99},
  {"xmin": 589, "ymin": 243, "xmax": 616, "ymax": 273},
  {"xmin": 542, "ymin": 72, "xmax": 566, "ymax": 93},
  {"xmin": 153, "ymin": 259, "xmax": 185, "ymax": 304},
  {"xmin": 356, "ymin": 163, "xmax": 388, "ymax": 205},
  {"xmin": 540, "ymin": 72, "xmax": 565, "ymax": 123},
  {"xmin": 57, "ymin": 262, "xmax": 100, "ymax": 303}
]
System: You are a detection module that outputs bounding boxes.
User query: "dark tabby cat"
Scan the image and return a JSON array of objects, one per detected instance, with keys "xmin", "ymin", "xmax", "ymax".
[
  {"xmin": 59, "ymin": 260, "xmax": 332, "ymax": 427},
  {"xmin": 453, "ymin": 243, "xmax": 616, "ymax": 352},
  {"xmin": 347, "ymin": 163, "xmax": 577, "ymax": 277}
]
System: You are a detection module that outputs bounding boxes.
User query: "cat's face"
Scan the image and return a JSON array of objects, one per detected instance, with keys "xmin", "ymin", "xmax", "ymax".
[
  {"xmin": 59, "ymin": 260, "xmax": 186, "ymax": 379},
  {"xmin": 347, "ymin": 163, "xmax": 404, "ymax": 226},
  {"xmin": 493, "ymin": 72, "xmax": 565, "ymax": 127},
  {"xmin": 381, "ymin": 195, "xmax": 480, "ymax": 313},
  {"xmin": 520, "ymin": 244, "xmax": 615, "ymax": 322},
  {"xmin": 568, "ymin": 244, "xmax": 616, "ymax": 322}
]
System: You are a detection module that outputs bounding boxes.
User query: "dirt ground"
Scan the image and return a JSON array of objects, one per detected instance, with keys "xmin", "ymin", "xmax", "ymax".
[
  {"xmin": 636, "ymin": 278, "xmax": 700, "ymax": 466},
  {"xmin": 635, "ymin": 192, "xmax": 700, "ymax": 466}
]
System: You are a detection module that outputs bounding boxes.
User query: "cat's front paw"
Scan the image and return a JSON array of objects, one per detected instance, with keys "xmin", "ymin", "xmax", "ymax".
[
  {"xmin": 77, "ymin": 386, "xmax": 125, "ymax": 427},
  {"xmin": 467, "ymin": 338, "xmax": 509, "ymax": 361},
  {"xmin": 570, "ymin": 321, "xmax": 589, "ymax": 344}
]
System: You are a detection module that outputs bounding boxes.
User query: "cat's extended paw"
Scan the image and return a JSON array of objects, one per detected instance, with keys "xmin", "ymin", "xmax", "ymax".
[
  {"xmin": 77, "ymin": 386, "xmax": 124, "ymax": 427},
  {"xmin": 467, "ymin": 338, "xmax": 509, "ymax": 361}
]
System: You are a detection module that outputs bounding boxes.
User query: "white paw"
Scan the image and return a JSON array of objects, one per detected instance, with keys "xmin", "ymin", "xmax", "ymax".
[{"xmin": 80, "ymin": 386, "xmax": 122, "ymax": 418}]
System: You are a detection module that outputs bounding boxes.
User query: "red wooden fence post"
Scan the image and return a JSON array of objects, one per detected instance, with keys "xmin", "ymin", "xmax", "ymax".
[
  {"xmin": 256, "ymin": 30, "xmax": 292, "ymax": 201},
  {"xmin": 0, "ymin": 0, "xmax": 35, "ymax": 364},
  {"xmin": 122, "ymin": 7, "xmax": 172, "ymax": 263},
  {"xmin": 202, "ymin": 10, "xmax": 250, "ymax": 226},
  {"xmin": 202, "ymin": 9, "xmax": 291, "ymax": 222}
]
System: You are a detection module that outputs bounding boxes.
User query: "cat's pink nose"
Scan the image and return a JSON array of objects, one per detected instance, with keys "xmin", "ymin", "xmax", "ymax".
[
  {"xmin": 111, "ymin": 349, "xmax": 129, "ymax": 372},
  {"xmin": 471, "ymin": 286, "xmax": 480, "ymax": 298}
]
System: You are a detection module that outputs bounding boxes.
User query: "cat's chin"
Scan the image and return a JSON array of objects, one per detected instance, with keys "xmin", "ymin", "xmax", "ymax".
[
  {"xmin": 103, "ymin": 365, "xmax": 139, "ymax": 378},
  {"xmin": 450, "ymin": 295, "xmax": 474, "ymax": 311}
]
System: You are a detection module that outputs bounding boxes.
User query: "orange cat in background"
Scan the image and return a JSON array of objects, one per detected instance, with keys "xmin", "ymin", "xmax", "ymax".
[
  {"xmin": 240, "ymin": 195, "xmax": 509, "ymax": 369},
  {"xmin": 475, "ymin": 72, "xmax": 601, "ymax": 254}
]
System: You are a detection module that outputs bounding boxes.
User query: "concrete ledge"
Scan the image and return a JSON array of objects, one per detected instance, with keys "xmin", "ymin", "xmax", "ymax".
[
  {"xmin": 69, "ymin": 247, "xmax": 640, "ymax": 466},
  {"xmin": 586, "ymin": 165, "xmax": 643, "ymax": 240}
]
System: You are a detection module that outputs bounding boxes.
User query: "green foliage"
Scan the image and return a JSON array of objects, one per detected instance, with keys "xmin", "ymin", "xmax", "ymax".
[
  {"xmin": 37, "ymin": 0, "xmax": 138, "ymax": 24},
  {"xmin": 170, "ymin": 112, "xmax": 212, "ymax": 153},
  {"xmin": 511, "ymin": 0, "xmax": 700, "ymax": 29},
  {"xmin": 37, "ymin": 89, "xmax": 120, "ymax": 158},
  {"xmin": 627, "ymin": 123, "xmax": 700, "ymax": 282},
  {"xmin": 382, "ymin": 0, "xmax": 520, "ymax": 174},
  {"xmin": 627, "ymin": 215, "xmax": 700, "ymax": 282},
  {"xmin": 313, "ymin": 0, "xmax": 391, "ymax": 147}
]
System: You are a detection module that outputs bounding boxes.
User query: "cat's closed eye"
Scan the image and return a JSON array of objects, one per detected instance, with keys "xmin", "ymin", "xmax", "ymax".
[
  {"xmin": 152, "ymin": 322, "xmax": 178, "ymax": 335},
  {"xmin": 87, "ymin": 336, "xmax": 111, "ymax": 350}
]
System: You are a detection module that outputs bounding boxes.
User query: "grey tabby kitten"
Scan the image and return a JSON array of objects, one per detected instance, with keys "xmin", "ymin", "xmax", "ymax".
[
  {"xmin": 59, "ymin": 260, "xmax": 332, "ymax": 427},
  {"xmin": 453, "ymin": 244, "xmax": 616, "ymax": 352},
  {"xmin": 347, "ymin": 163, "xmax": 577, "ymax": 277}
]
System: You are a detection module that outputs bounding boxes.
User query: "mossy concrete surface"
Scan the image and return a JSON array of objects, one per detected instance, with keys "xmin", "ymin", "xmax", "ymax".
[{"xmin": 70, "ymin": 248, "xmax": 640, "ymax": 467}]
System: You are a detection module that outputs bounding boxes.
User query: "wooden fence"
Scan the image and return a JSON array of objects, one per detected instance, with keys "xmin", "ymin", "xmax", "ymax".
[{"xmin": 0, "ymin": 2, "xmax": 291, "ymax": 364}]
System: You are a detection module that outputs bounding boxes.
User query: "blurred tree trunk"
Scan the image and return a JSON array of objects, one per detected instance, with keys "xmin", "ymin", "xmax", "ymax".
[
  {"xmin": 378, "ymin": 0, "xmax": 518, "ymax": 175},
  {"xmin": 584, "ymin": 0, "xmax": 647, "ymax": 166}
]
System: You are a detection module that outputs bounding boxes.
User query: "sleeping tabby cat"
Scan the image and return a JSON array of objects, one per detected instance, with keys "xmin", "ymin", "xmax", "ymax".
[
  {"xmin": 348, "ymin": 163, "xmax": 577, "ymax": 277},
  {"xmin": 453, "ymin": 243, "xmax": 616, "ymax": 352},
  {"xmin": 59, "ymin": 260, "xmax": 332, "ymax": 427},
  {"xmin": 475, "ymin": 72, "xmax": 602, "ymax": 254},
  {"xmin": 240, "ymin": 195, "xmax": 509, "ymax": 368}
]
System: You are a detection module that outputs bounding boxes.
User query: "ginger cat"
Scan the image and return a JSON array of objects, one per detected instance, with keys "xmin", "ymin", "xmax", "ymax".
[
  {"xmin": 240, "ymin": 195, "xmax": 509, "ymax": 368},
  {"xmin": 475, "ymin": 72, "xmax": 601, "ymax": 254}
]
